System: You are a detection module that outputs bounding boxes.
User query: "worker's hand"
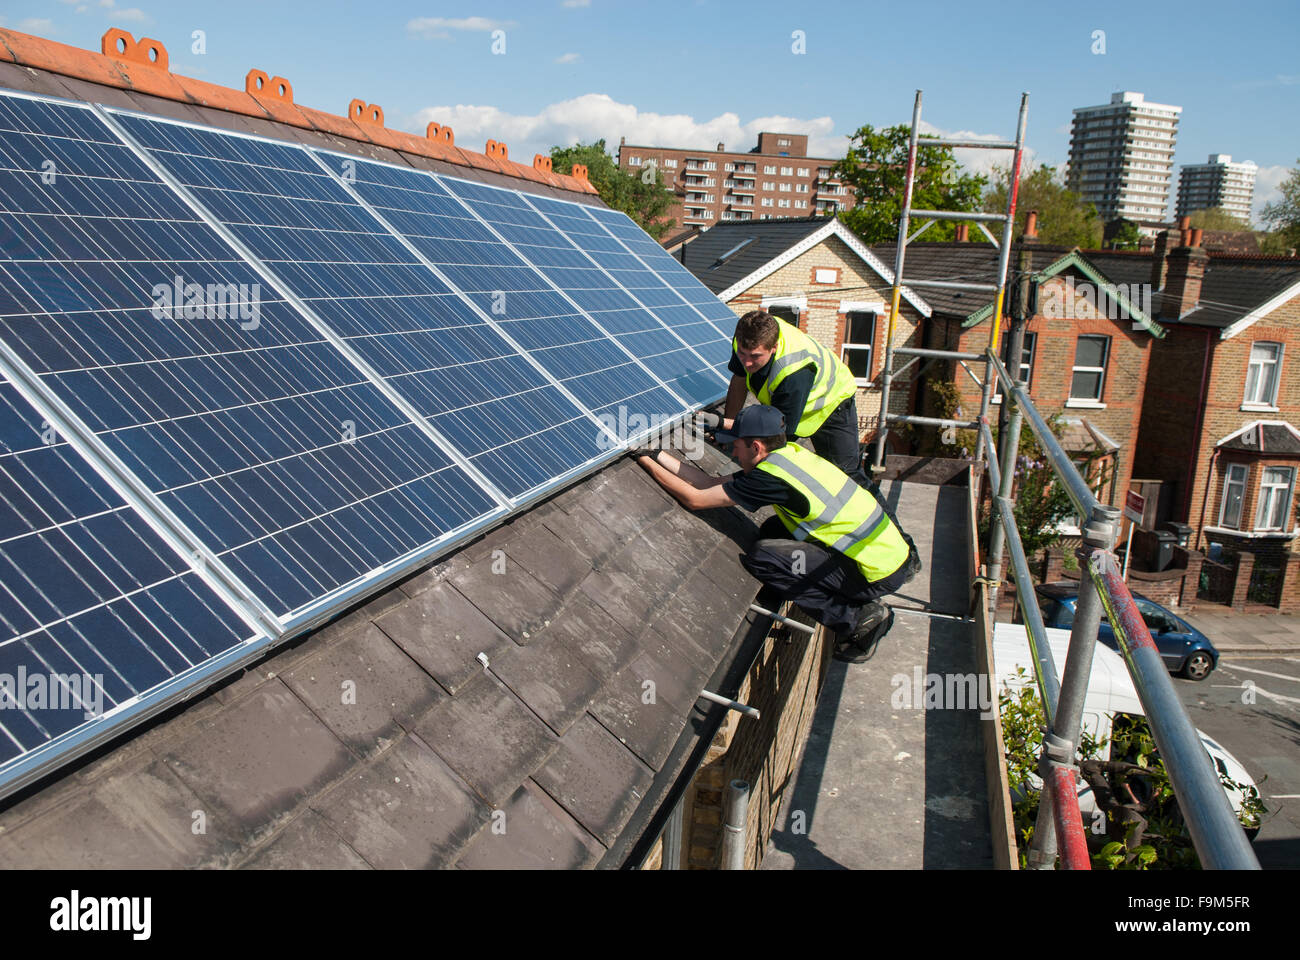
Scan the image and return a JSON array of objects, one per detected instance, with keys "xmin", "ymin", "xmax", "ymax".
[
  {"xmin": 626, "ymin": 443, "xmax": 656, "ymax": 461},
  {"xmin": 696, "ymin": 411, "xmax": 722, "ymax": 432}
]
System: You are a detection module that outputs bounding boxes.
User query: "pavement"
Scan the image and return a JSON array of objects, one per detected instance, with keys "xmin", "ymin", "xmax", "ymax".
[
  {"xmin": 1177, "ymin": 607, "xmax": 1300, "ymax": 656},
  {"xmin": 761, "ymin": 480, "xmax": 992, "ymax": 870}
]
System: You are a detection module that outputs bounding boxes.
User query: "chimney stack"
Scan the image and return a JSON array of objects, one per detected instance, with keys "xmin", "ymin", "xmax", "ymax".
[
  {"xmin": 717, "ymin": 142, "xmax": 725, "ymax": 152},
  {"xmin": 1151, "ymin": 228, "xmax": 1174, "ymax": 289},
  {"xmin": 1163, "ymin": 241, "xmax": 1209, "ymax": 320},
  {"xmin": 1024, "ymin": 210, "xmax": 1039, "ymax": 241}
]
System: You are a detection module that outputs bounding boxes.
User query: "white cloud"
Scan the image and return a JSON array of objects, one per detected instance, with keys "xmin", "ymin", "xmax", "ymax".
[
  {"xmin": 562, "ymin": 0, "xmax": 592, "ymax": 6},
  {"xmin": 99, "ymin": 0, "xmax": 115, "ymax": 8},
  {"xmin": 410, "ymin": 93, "xmax": 845, "ymax": 164},
  {"xmin": 1253, "ymin": 163, "xmax": 1294, "ymax": 224},
  {"xmin": 407, "ymin": 16, "xmax": 515, "ymax": 39},
  {"xmin": 17, "ymin": 18, "xmax": 56, "ymax": 33},
  {"xmin": 555, "ymin": 52, "xmax": 580, "ymax": 64},
  {"xmin": 114, "ymin": 7, "xmax": 149, "ymax": 21},
  {"xmin": 1233, "ymin": 74, "xmax": 1300, "ymax": 90}
]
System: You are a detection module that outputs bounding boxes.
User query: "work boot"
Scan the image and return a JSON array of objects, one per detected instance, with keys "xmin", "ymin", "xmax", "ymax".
[{"xmin": 833, "ymin": 602, "xmax": 893, "ymax": 663}]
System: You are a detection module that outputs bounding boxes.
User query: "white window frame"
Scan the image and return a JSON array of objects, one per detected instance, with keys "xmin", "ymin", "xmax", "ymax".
[
  {"xmin": 840, "ymin": 311, "xmax": 877, "ymax": 385},
  {"xmin": 1244, "ymin": 341, "xmax": 1282, "ymax": 408},
  {"xmin": 764, "ymin": 165, "xmax": 777, "ymax": 174},
  {"xmin": 1069, "ymin": 335, "xmax": 1110, "ymax": 404},
  {"xmin": 1255, "ymin": 466, "xmax": 1296, "ymax": 531},
  {"xmin": 993, "ymin": 332, "xmax": 1036, "ymax": 402},
  {"xmin": 663, "ymin": 158, "xmax": 677, "ymax": 168},
  {"xmin": 628, "ymin": 156, "xmax": 641, "ymax": 166},
  {"xmin": 1219, "ymin": 463, "xmax": 1249, "ymax": 529}
]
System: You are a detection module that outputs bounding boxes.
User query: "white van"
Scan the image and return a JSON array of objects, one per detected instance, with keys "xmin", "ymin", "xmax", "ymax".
[{"xmin": 992, "ymin": 622, "xmax": 1257, "ymax": 818}]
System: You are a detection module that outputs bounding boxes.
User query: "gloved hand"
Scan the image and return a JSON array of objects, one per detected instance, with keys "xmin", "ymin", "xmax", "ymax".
[
  {"xmin": 626, "ymin": 442, "xmax": 656, "ymax": 461},
  {"xmin": 696, "ymin": 411, "xmax": 722, "ymax": 432}
]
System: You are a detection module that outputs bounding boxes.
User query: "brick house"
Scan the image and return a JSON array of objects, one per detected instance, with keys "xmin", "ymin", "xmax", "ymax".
[
  {"xmin": 671, "ymin": 216, "xmax": 932, "ymax": 444},
  {"xmin": 1125, "ymin": 224, "xmax": 1300, "ymax": 610},
  {"xmin": 877, "ymin": 227, "xmax": 1165, "ymax": 529}
]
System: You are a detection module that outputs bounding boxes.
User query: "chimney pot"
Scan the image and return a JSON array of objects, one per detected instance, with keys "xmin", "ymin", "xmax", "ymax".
[
  {"xmin": 1178, "ymin": 215, "xmax": 1190, "ymax": 231},
  {"xmin": 1024, "ymin": 210, "xmax": 1039, "ymax": 240},
  {"xmin": 717, "ymin": 142, "xmax": 725, "ymax": 152},
  {"xmin": 1190, "ymin": 228, "xmax": 1204, "ymax": 248}
]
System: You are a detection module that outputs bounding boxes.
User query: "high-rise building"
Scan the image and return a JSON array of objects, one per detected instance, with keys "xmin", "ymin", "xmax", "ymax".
[
  {"xmin": 1176, "ymin": 154, "xmax": 1257, "ymax": 225},
  {"xmin": 615, "ymin": 132, "xmax": 852, "ymax": 231},
  {"xmin": 1066, "ymin": 92, "xmax": 1181, "ymax": 228}
]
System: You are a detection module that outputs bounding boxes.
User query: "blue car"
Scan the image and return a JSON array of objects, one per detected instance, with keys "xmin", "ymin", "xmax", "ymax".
[{"xmin": 1034, "ymin": 583, "xmax": 1219, "ymax": 681}]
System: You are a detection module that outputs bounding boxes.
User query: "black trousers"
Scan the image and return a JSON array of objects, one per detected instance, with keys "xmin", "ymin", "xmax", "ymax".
[
  {"xmin": 808, "ymin": 397, "xmax": 869, "ymax": 485},
  {"xmin": 742, "ymin": 516, "xmax": 920, "ymax": 635}
]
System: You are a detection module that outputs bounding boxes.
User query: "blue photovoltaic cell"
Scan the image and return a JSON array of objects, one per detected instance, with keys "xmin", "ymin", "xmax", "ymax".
[
  {"xmin": 420, "ymin": 172, "xmax": 699, "ymax": 418},
  {"xmin": 523, "ymin": 196, "xmax": 736, "ymax": 372},
  {"xmin": 0, "ymin": 377, "xmax": 254, "ymax": 768},
  {"xmin": 114, "ymin": 112, "xmax": 607, "ymax": 501},
  {"xmin": 0, "ymin": 95, "xmax": 498, "ymax": 617}
]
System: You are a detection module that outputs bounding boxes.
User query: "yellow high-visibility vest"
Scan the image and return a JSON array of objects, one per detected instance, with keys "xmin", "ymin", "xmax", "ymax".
[
  {"xmin": 756, "ymin": 442, "xmax": 909, "ymax": 582},
  {"xmin": 733, "ymin": 318, "xmax": 857, "ymax": 436}
]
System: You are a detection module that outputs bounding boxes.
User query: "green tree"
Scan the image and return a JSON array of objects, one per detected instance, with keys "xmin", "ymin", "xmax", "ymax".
[
  {"xmin": 1109, "ymin": 220, "xmax": 1143, "ymax": 251},
  {"xmin": 550, "ymin": 140, "xmax": 676, "ymax": 239},
  {"xmin": 984, "ymin": 163, "xmax": 1102, "ymax": 248},
  {"xmin": 1187, "ymin": 206, "xmax": 1251, "ymax": 231},
  {"xmin": 832, "ymin": 124, "xmax": 986, "ymax": 244},
  {"xmin": 1261, "ymin": 161, "xmax": 1300, "ymax": 251}
]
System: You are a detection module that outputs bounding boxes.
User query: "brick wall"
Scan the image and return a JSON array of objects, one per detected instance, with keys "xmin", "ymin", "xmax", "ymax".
[
  {"xmin": 681, "ymin": 617, "xmax": 831, "ymax": 869},
  {"xmin": 725, "ymin": 234, "xmax": 924, "ymax": 439}
]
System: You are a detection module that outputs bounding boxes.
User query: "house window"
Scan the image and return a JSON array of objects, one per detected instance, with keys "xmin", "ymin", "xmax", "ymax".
[
  {"xmin": 841, "ymin": 312, "xmax": 876, "ymax": 383},
  {"xmin": 1256, "ymin": 466, "xmax": 1295, "ymax": 530},
  {"xmin": 663, "ymin": 158, "xmax": 677, "ymax": 168},
  {"xmin": 779, "ymin": 183, "xmax": 792, "ymax": 192},
  {"xmin": 994, "ymin": 332, "xmax": 1036, "ymax": 400},
  {"xmin": 780, "ymin": 166, "xmax": 793, "ymax": 176},
  {"xmin": 761, "ymin": 197, "xmax": 774, "ymax": 207},
  {"xmin": 814, "ymin": 268, "xmax": 836, "ymax": 283},
  {"xmin": 628, "ymin": 156, "xmax": 641, "ymax": 166},
  {"xmin": 1219, "ymin": 463, "xmax": 1248, "ymax": 528},
  {"xmin": 797, "ymin": 167, "xmax": 809, "ymax": 177},
  {"xmin": 796, "ymin": 183, "xmax": 809, "ymax": 193},
  {"xmin": 1244, "ymin": 342, "xmax": 1282, "ymax": 406},
  {"xmin": 769, "ymin": 305, "xmax": 799, "ymax": 324},
  {"xmin": 764, "ymin": 165, "xmax": 777, "ymax": 174},
  {"xmin": 795, "ymin": 200, "xmax": 807, "ymax": 209},
  {"xmin": 762, "ymin": 182, "xmax": 775, "ymax": 191},
  {"xmin": 778, "ymin": 198, "xmax": 791, "ymax": 208},
  {"xmin": 1070, "ymin": 335, "xmax": 1110, "ymax": 401}
]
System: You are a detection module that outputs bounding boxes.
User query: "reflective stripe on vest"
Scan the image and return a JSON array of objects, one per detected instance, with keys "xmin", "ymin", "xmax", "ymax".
[
  {"xmin": 733, "ymin": 319, "xmax": 856, "ymax": 436},
  {"xmin": 756, "ymin": 444, "xmax": 908, "ymax": 582}
]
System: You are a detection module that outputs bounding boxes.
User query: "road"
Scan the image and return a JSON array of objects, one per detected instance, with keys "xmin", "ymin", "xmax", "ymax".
[{"xmin": 1176, "ymin": 656, "xmax": 1300, "ymax": 869}]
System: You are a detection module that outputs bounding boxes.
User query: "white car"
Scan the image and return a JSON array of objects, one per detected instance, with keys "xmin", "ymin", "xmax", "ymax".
[{"xmin": 993, "ymin": 623, "xmax": 1258, "ymax": 820}]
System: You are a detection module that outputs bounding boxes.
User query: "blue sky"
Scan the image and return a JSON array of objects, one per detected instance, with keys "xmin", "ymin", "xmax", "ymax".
[{"xmin": 4, "ymin": 0, "xmax": 1298, "ymax": 222}]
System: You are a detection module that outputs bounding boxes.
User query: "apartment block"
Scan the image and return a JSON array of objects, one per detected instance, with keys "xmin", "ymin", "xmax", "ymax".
[
  {"xmin": 616, "ymin": 132, "xmax": 853, "ymax": 230},
  {"xmin": 1066, "ymin": 92, "xmax": 1181, "ymax": 228},
  {"xmin": 1176, "ymin": 154, "xmax": 1258, "ymax": 225}
]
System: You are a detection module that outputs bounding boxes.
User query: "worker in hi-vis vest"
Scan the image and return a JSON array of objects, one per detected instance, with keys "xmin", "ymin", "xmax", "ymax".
[
  {"xmin": 710, "ymin": 309, "xmax": 865, "ymax": 481},
  {"xmin": 632, "ymin": 405, "xmax": 920, "ymax": 662}
]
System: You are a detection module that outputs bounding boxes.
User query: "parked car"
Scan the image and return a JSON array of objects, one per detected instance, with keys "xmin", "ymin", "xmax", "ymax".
[{"xmin": 1034, "ymin": 583, "xmax": 1218, "ymax": 680}]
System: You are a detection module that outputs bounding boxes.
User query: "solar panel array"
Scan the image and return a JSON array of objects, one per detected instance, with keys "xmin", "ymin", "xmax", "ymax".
[{"xmin": 0, "ymin": 88, "xmax": 735, "ymax": 794}]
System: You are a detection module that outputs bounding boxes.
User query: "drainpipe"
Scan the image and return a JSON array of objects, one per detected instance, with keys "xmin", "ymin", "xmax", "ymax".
[
  {"xmin": 723, "ymin": 779, "xmax": 751, "ymax": 869},
  {"xmin": 1183, "ymin": 327, "xmax": 1214, "ymax": 528},
  {"xmin": 1196, "ymin": 447, "xmax": 1220, "ymax": 554}
]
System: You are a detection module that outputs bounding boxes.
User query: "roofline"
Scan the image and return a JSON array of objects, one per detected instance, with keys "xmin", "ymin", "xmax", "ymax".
[
  {"xmin": 964, "ymin": 250, "xmax": 1165, "ymax": 337},
  {"xmin": 715, "ymin": 219, "xmax": 932, "ymax": 317},
  {"xmin": 0, "ymin": 25, "xmax": 598, "ymax": 197},
  {"xmin": 616, "ymin": 143, "xmax": 842, "ymax": 162},
  {"xmin": 1219, "ymin": 277, "xmax": 1300, "ymax": 340},
  {"xmin": 1214, "ymin": 420, "xmax": 1300, "ymax": 449}
]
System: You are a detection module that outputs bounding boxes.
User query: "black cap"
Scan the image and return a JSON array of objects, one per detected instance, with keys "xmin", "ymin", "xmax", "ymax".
[{"xmin": 715, "ymin": 404, "xmax": 785, "ymax": 443}]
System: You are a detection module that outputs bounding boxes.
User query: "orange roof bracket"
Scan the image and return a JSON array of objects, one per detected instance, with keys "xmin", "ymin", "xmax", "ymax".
[
  {"xmin": 426, "ymin": 122, "xmax": 454, "ymax": 147},
  {"xmin": 245, "ymin": 70, "xmax": 293, "ymax": 103},
  {"xmin": 101, "ymin": 29, "xmax": 169, "ymax": 71},
  {"xmin": 348, "ymin": 99, "xmax": 384, "ymax": 127},
  {"xmin": 533, "ymin": 154, "xmax": 553, "ymax": 173},
  {"xmin": 485, "ymin": 139, "xmax": 509, "ymax": 162}
]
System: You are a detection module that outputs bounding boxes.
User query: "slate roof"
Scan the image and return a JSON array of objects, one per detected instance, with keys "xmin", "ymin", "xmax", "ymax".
[
  {"xmin": 869, "ymin": 242, "xmax": 1075, "ymax": 317},
  {"xmin": 1218, "ymin": 422, "xmax": 1300, "ymax": 456},
  {"xmin": 678, "ymin": 217, "xmax": 834, "ymax": 294},
  {"xmin": 0, "ymin": 29, "xmax": 766, "ymax": 869},
  {"xmin": 0, "ymin": 447, "xmax": 769, "ymax": 868}
]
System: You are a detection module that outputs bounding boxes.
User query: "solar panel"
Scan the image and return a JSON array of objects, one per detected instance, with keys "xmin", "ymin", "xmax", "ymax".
[{"xmin": 0, "ymin": 86, "xmax": 739, "ymax": 796}]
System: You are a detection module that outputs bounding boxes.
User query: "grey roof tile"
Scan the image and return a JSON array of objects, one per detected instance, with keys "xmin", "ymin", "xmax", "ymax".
[
  {"xmin": 240, "ymin": 809, "xmax": 371, "ymax": 870},
  {"xmin": 373, "ymin": 582, "xmax": 512, "ymax": 695},
  {"xmin": 312, "ymin": 737, "xmax": 490, "ymax": 869},
  {"xmin": 158, "ymin": 682, "xmax": 353, "ymax": 845},
  {"xmin": 414, "ymin": 672, "xmax": 559, "ymax": 808},
  {"xmin": 447, "ymin": 551, "xmax": 561, "ymax": 644},
  {"xmin": 280, "ymin": 622, "xmax": 446, "ymax": 758},
  {"xmin": 504, "ymin": 521, "xmax": 594, "ymax": 598},
  {"xmin": 489, "ymin": 631, "xmax": 604, "ymax": 736},
  {"xmin": 588, "ymin": 658, "xmax": 699, "ymax": 771},
  {"xmin": 454, "ymin": 779, "xmax": 604, "ymax": 869},
  {"xmin": 0, "ymin": 756, "xmax": 240, "ymax": 869},
  {"xmin": 533, "ymin": 714, "xmax": 655, "ymax": 846}
]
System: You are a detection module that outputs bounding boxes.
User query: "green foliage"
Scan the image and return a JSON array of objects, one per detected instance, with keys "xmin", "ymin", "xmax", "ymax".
[
  {"xmin": 1258, "ymin": 230, "xmax": 1298, "ymax": 256},
  {"xmin": 549, "ymin": 140, "xmax": 676, "ymax": 239},
  {"xmin": 1108, "ymin": 221, "xmax": 1144, "ymax": 251},
  {"xmin": 984, "ymin": 163, "xmax": 1102, "ymax": 249},
  {"xmin": 832, "ymin": 124, "xmax": 986, "ymax": 244},
  {"xmin": 999, "ymin": 679, "xmax": 1266, "ymax": 870},
  {"xmin": 1261, "ymin": 161, "xmax": 1300, "ymax": 250},
  {"xmin": 1187, "ymin": 206, "xmax": 1251, "ymax": 231}
]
